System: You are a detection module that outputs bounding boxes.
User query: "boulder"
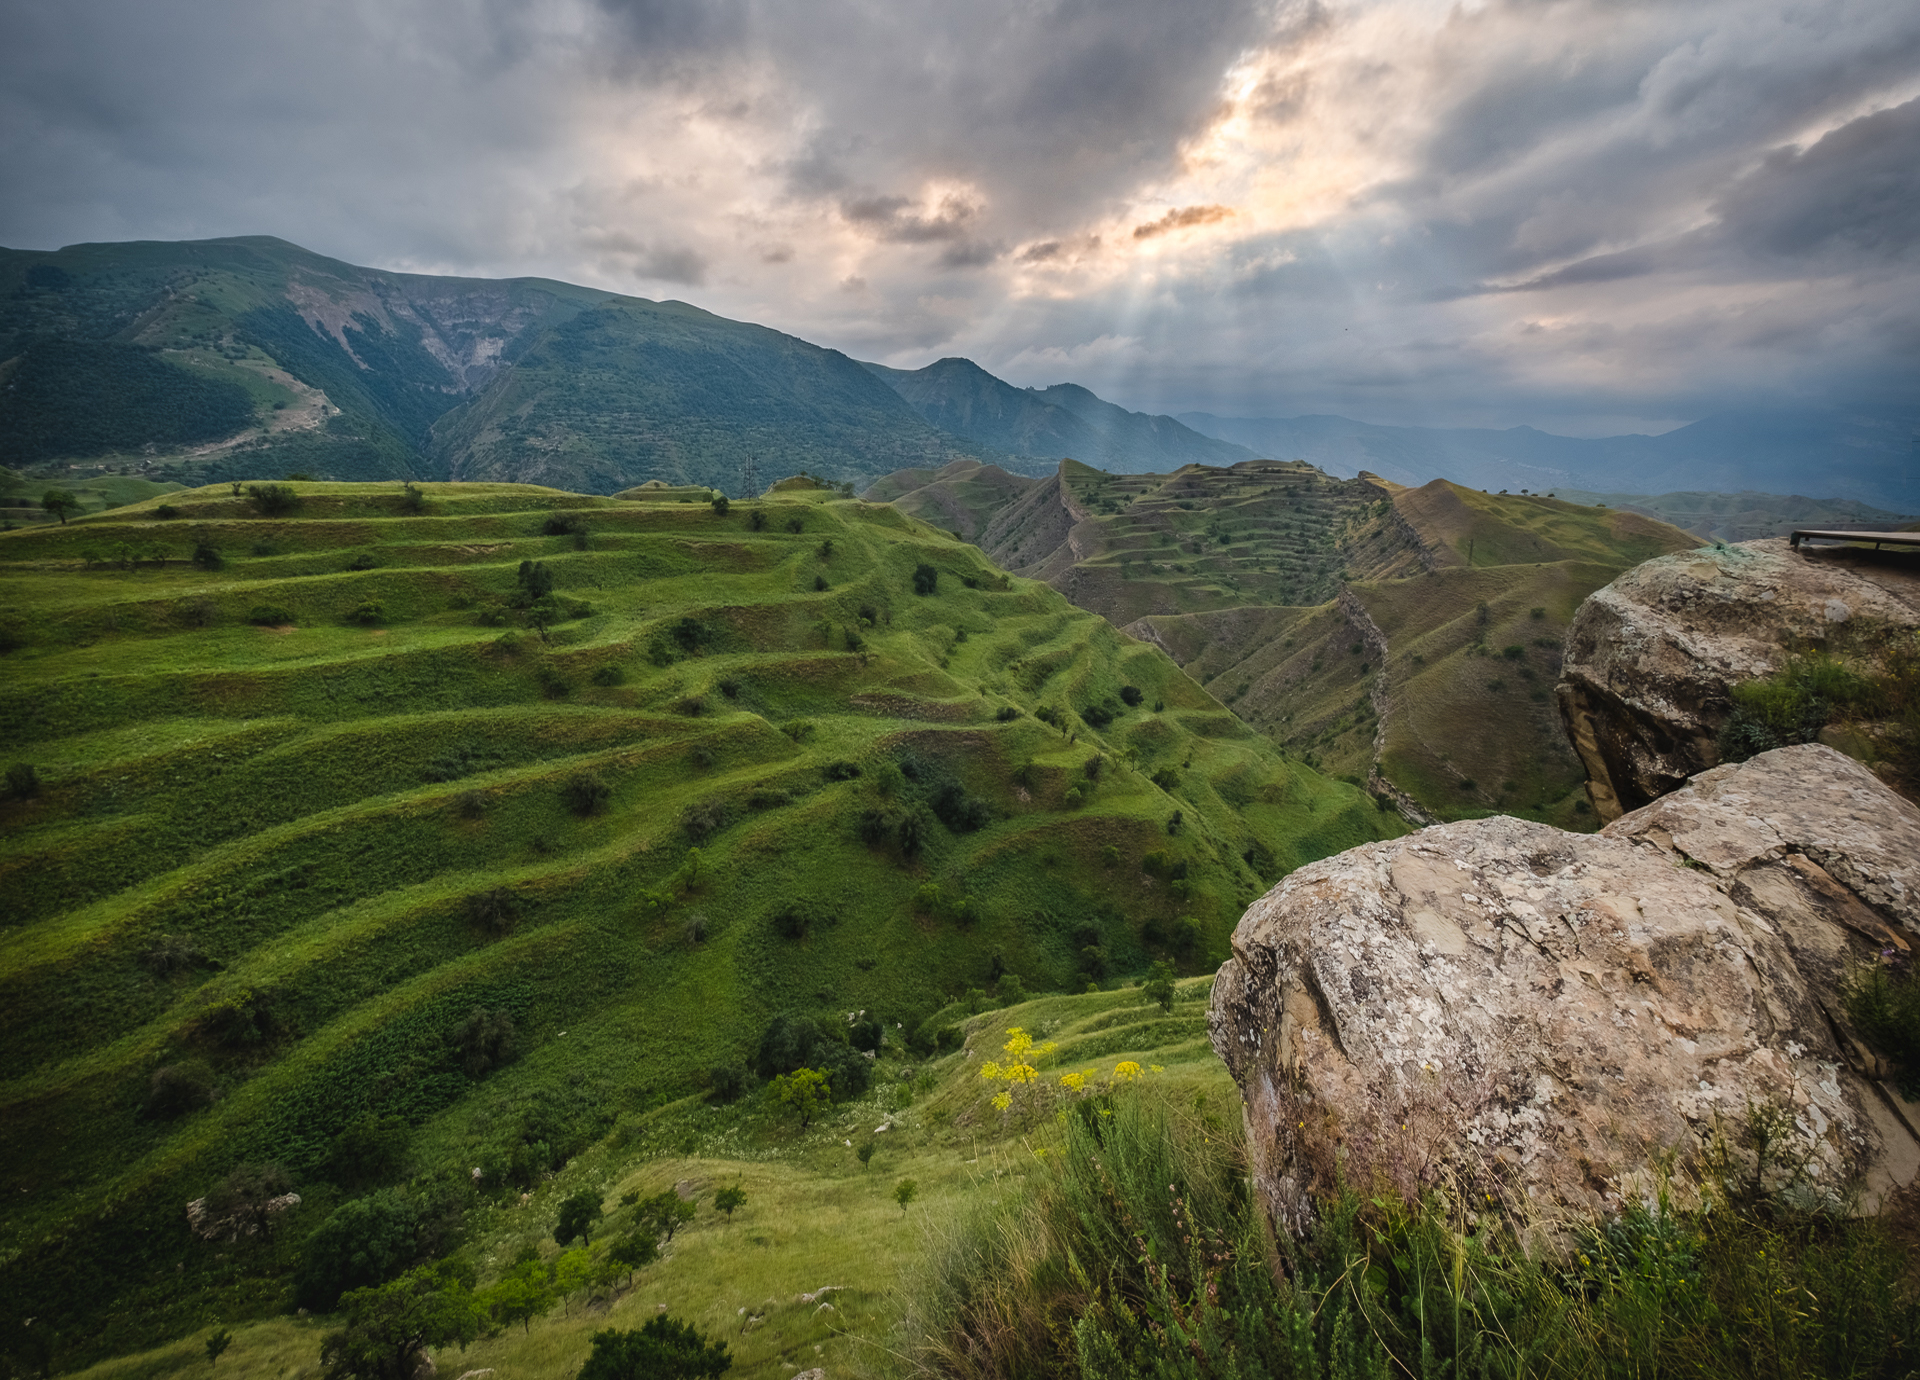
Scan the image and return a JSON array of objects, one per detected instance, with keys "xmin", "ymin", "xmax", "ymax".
[
  {"xmin": 1209, "ymin": 744, "xmax": 1920, "ymax": 1236},
  {"xmin": 1556, "ymin": 538, "xmax": 1920, "ymax": 821}
]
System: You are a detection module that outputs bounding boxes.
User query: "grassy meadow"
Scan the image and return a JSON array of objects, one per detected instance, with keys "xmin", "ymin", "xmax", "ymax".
[{"xmin": 0, "ymin": 479, "xmax": 1395, "ymax": 1374}]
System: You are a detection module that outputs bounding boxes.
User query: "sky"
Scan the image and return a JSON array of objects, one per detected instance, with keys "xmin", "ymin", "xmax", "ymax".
[{"xmin": 2, "ymin": 0, "xmax": 1917, "ymax": 436}]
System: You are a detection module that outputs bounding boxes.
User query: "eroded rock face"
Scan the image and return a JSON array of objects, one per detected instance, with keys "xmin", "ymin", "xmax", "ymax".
[
  {"xmin": 1209, "ymin": 744, "xmax": 1920, "ymax": 1235},
  {"xmin": 1556, "ymin": 539, "xmax": 1920, "ymax": 821}
]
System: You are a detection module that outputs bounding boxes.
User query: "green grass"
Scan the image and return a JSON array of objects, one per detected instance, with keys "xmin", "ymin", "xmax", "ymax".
[
  {"xmin": 55, "ymin": 977, "xmax": 1234, "ymax": 1380},
  {"xmin": 0, "ymin": 481, "xmax": 1397, "ymax": 1373}
]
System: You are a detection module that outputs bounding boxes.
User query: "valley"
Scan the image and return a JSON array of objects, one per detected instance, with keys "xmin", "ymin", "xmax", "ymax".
[{"xmin": 0, "ymin": 479, "xmax": 1395, "ymax": 1374}]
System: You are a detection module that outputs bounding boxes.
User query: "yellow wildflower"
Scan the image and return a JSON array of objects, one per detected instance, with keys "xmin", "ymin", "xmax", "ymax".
[{"xmin": 1114, "ymin": 1061, "xmax": 1143, "ymax": 1082}]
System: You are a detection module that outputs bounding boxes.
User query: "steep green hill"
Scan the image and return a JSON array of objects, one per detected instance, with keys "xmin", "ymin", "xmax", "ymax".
[
  {"xmin": 870, "ymin": 459, "xmax": 1701, "ymax": 824},
  {"xmin": 0, "ymin": 480, "xmax": 1395, "ymax": 1371},
  {"xmin": 0, "ymin": 237, "xmax": 993, "ymax": 494}
]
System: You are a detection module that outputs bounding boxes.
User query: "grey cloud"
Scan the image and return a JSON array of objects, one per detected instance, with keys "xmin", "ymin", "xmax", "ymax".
[{"xmin": 1719, "ymin": 97, "xmax": 1920, "ymax": 264}]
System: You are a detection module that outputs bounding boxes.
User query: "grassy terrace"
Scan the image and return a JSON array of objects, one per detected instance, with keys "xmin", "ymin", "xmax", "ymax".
[{"xmin": 0, "ymin": 480, "xmax": 1395, "ymax": 1372}]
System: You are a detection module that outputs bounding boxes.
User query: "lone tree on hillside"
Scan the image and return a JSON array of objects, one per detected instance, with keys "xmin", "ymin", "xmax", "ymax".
[
  {"xmin": 319, "ymin": 1260, "xmax": 482, "ymax": 1380},
  {"xmin": 554, "ymin": 1188, "xmax": 604, "ymax": 1246},
  {"xmin": 766, "ymin": 1068, "xmax": 830, "ymax": 1130},
  {"xmin": 577, "ymin": 1316, "xmax": 732, "ymax": 1380},
  {"xmin": 912, "ymin": 563, "xmax": 938, "ymax": 595},
  {"xmin": 41, "ymin": 488, "xmax": 80, "ymax": 524},
  {"xmin": 713, "ymin": 1183, "xmax": 746, "ymax": 1218},
  {"xmin": 893, "ymin": 1178, "xmax": 919, "ymax": 1213},
  {"xmin": 637, "ymin": 1189, "xmax": 697, "ymax": 1242}
]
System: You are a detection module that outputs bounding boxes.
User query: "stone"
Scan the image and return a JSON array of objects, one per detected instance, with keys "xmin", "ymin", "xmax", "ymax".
[
  {"xmin": 1209, "ymin": 744, "xmax": 1920, "ymax": 1236},
  {"xmin": 1556, "ymin": 538, "xmax": 1920, "ymax": 821}
]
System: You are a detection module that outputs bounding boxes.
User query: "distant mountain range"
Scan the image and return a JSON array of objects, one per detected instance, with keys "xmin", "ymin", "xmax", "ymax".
[
  {"xmin": 1176, "ymin": 409, "xmax": 1920, "ymax": 513},
  {"xmin": 2, "ymin": 235, "xmax": 1913, "ymax": 509}
]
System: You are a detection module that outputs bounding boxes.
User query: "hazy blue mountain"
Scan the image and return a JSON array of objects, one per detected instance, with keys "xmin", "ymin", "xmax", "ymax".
[
  {"xmin": 1178, "ymin": 407, "xmax": 1920, "ymax": 511},
  {"xmin": 865, "ymin": 357, "xmax": 1256, "ymax": 472}
]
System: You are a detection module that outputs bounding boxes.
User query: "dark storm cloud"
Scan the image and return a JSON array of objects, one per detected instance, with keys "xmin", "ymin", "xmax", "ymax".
[{"xmin": 1, "ymin": 0, "xmax": 1917, "ymax": 431}]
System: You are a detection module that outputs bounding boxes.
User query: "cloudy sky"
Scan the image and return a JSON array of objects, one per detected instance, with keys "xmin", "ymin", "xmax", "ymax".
[{"xmin": 3, "ymin": 0, "xmax": 1917, "ymax": 434}]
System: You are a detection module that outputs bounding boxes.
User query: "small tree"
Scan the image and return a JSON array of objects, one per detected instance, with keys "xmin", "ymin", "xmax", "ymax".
[
  {"xmin": 912, "ymin": 563, "xmax": 938, "ymax": 595},
  {"xmin": 709, "ymin": 494, "xmax": 730, "ymax": 515},
  {"xmin": 563, "ymin": 773, "xmax": 612, "ymax": 816},
  {"xmin": 893, "ymin": 1179, "xmax": 919, "ymax": 1213},
  {"xmin": 480, "ymin": 1258, "xmax": 552, "ymax": 1335},
  {"xmin": 637, "ymin": 1189, "xmax": 697, "ymax": 1242},
  {"xmin": 856, "ymin": 1142, "xmax": 875, "ymax": 1171},
  {"xmin": 551, "ymin": 1248, "xmax": 593, "ymax": 1315},
  {"xmin": 319, "ymin": 1260, "xmax": 482, "ymax": 1380},
  {"xmin": 554, "ymin": 1188, "xmax": 604, "ymax": 1246},
  {"xmin": 41, "ymin": 489, "xmax": 80, "ymax": 524},
  {"xmin": 191, "ymin": 541, "xmax": 224, "ymax": 571},
  {"xmin": 206, "ymin": 1329, "xmax": 232, "ymax": 1367},
  {"xmin": 766, "ymin": 1068, "xmax": 830, "ymax": 1129},
  {"xmin": 713, "ymin": 1183, "xmax": 746, "ymax": 1218},
  {"xmin": 1145, "ymin": 959, "xmax": 1177, "ymax": 1015},
  {"xmin": 607, "ymin": 1231, "xmax": 659, "ymax": 1284},
  {"xmin": 577, "ymin": 1316, "xmax": 732, "ymax": 1380}
]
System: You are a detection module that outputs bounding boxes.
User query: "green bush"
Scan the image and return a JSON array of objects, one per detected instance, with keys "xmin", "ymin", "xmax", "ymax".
[
  {"xmin": 913, "ymin": 563, "xmax": 939, "ymax": 595},
  {"xmin": 577, "ymin": 1316, "xmax": 731, "ymax": 1380},
  {"xmin": 5, "ymin": 762, "xmax": 41, "ymax": 799},
  {"xmin": 248, "ymin": 604, "xmax": 295, "ymax": 625},
  {"xmin": 294, "ymin": 1187, "xmax": 428, "ymax": 1310},
  {"xmin": 563, "ymin": 773, "xmax": 612, "ymax": 816},
  {"xmin": 246, "ymin": 483, "xmax": 301, "ymax": 517},
  {"xmin": 348, "ymin": 599, "xmax": 387, "ymax": 626},
  {"xmin": 591, "ymin": 663, "xmax": 626, "ymax": 687},
  {"xmin": 142, "ymin": 1060, "xmax": 216, "ymax": 1118}
]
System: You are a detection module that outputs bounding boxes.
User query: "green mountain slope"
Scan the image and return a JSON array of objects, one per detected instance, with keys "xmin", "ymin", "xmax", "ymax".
[
  {"xmin": 0, "ymin": 480, "xmax": 1395, "ymax": 1370},
  {"xmin": 871, "ymin": 458, "xmax": 1701, "ymax": 824},
  {"xmin": 861, "ymin": 457, "xmax": 1041, "ymax": 540},
  {"xmin": 0, "ymin": 237, "xmax": 994, "ymax": 495}
]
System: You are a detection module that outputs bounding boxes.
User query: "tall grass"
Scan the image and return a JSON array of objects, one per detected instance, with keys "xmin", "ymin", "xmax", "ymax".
[{"xmin": 907, "ymin": 1090, "xmax": 1920, "ymax": 1380}]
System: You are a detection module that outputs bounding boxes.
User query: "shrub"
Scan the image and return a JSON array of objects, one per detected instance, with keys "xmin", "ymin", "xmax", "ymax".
[
  {"xmin": 823, "ymin": 759, "xmax": 862, "ymax": 781},
  {"xmin": 541, "ymin": 512, "xmax": 584, "ymax": 537},
  {"xmin": 563, "ymin": 773, "xmax": 612, "ymax": 816},
  {"xmin": 767, "ymin": 899, "xmax": 824, "ymax": 940},
  {"xmin": 466, "ymin": 887, "xmax": 519, "ymax": 936},
  {"xmin": 154, "ymin": 503, "xmax": 180, "ymax": 519},
  {"xmin": 706, "ymin": 1066, "xmax": 746, "ymax": 1103},
  {"xmin": 912, "ymin": 563, "xmax": 938, "ymax": 595},
  {"xmin": 1082, "ymin": 702, "xmax": 1115, "ymax": 728},
  {"xmin": 294, "ymin": 1188, "xmax": 426, "ymax": 1310},
  {"xmin": 814, "ymin": 574, "xmax": 829, "ymax": 591},
  {"xmin": 709, "ymin": 494, "xmax": 730, "ymax": 515},
  {"xmin": 850, "ymin": 1015, "xmax": 884, "ymax": 1053},
  {"xmin": 591, "ymin": 663, "xmax": 626, "ymax": 687},
  {"xmin": 517, "ymin": 559, "xmax": 555, "ymax": 599},
  {"xmin": 399, "ymin": 482, "xmax": 427, "ymax": 514},
  {"xmin": 453, "ymin": 1008, "xmax": 516, "ymax": 1077},
  {"xmin": 347, "ymin": 599, "xmax": 386, "ymax": 626},
  {"xmin": 248, "ymin": 604, "xmax": 295, "ymax": 625},
  {"xmin": 995, "ymin": 705, "xmax": 1021, "ymax": 721},
  {"xmin": 143, "ymin": 1061, "xmax": 216, "ymax": 1118},
  {"xmin": 245, "ymin": 483, "xmax": 300, "ymax": 517},
  {"xmin": 190, "ymin": 541, "xmax": 223, "ymax": 570},
  {"xmin": 324, "ymin": 1115, "xmax": 411, "ymax": 1191},
  {"xmin": 1151, "ymin": 767, "xmax": 1180, "ymax": 792},
  {"xmin": 780, "ymin": 718, "xmax": 816, "ymax": 742},
  {"xmin": 682, "ymin": 798, "xmax": 731, "ymax": 843},
  {"xmin": 577, "ymin": 1316, "xmax": 731, "ymax": 1380},
  {"xmin": 748, "ymin": 508, "xmax": 766, "ymax": 531},
  {"xmin": 5, "ymin": 762, "xmax": 41, "ymax": 799},
  {"xmin": 1119, "ymin": 684, "xmax": 1144, "ymax": 706},
  {"xmin": 670, "ymin": 616, "xmax": 712, "ymax": 655}
]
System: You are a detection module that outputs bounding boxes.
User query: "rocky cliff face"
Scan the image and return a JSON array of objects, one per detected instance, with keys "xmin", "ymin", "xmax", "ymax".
[
  {"xmin": 1557, "ymin": 538, "xmax": 1920, "ymax": 821},
  {"xmin": 1209, "ymin": 744, "xmax": 1920, "ymax": 1235}
]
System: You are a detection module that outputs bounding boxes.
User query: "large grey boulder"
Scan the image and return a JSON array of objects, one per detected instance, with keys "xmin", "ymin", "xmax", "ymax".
[
  {"xmin": 1209, "ymin": 744, "xmax": 1920, "ymax": 1236},
  {"xmin": 1556, "ymin": 538, "xmax": 1920, "ymax": 821}
]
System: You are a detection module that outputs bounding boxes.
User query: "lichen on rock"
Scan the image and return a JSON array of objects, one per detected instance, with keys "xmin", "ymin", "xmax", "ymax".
[{"xmin": 1209, "ymin": 744, "xmax": 1920, "ymax": 1237}]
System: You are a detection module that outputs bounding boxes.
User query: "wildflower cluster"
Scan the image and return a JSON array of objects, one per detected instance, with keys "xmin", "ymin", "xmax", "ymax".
[{"xmin": 980, "ymin": 1028, "xmax": 1056, "ymax": 1111}]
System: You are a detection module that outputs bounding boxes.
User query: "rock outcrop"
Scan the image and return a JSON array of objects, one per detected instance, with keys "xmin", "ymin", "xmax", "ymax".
[
  {"xmin": 1557, "ymin": 538, "xmax": 1920, "ymax": 821},
  {"xmin": 1209, "ymin": 744, "xmax": 1920, "ymax": 1235}
]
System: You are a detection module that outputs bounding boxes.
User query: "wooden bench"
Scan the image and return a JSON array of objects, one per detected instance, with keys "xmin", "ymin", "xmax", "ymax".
[{"xmin": 1789, "ymin": 528, "xmax": 1920, "ymax": 551}]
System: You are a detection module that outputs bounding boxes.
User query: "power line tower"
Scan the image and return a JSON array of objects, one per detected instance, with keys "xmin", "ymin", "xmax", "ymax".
[{"xmin": 742, "ymin": 453, "xmax": 759, "ymax": 500}]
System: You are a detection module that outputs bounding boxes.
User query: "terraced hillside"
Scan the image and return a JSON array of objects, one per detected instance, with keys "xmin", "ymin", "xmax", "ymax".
[
  {"xmin": 58, "ymin": 973, "xmax": 1234, "ymax": 1380},
  {"xmin": 873, "ymin": 458, "xmax": 1701, "ymax": 824},
  {"xmin": 0, "ymin": 480, "xmax": 1395, "ymax": 1371}
]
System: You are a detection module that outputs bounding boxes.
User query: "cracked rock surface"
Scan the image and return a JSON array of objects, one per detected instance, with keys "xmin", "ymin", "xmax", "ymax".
[
  {"xmin": 1556, "ymin": 539, "xmax": 1920, "ymax": 821},
  {"xmin": 1209, "ymin": 744, "xmax": 1920, "ymax": 1235}
]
